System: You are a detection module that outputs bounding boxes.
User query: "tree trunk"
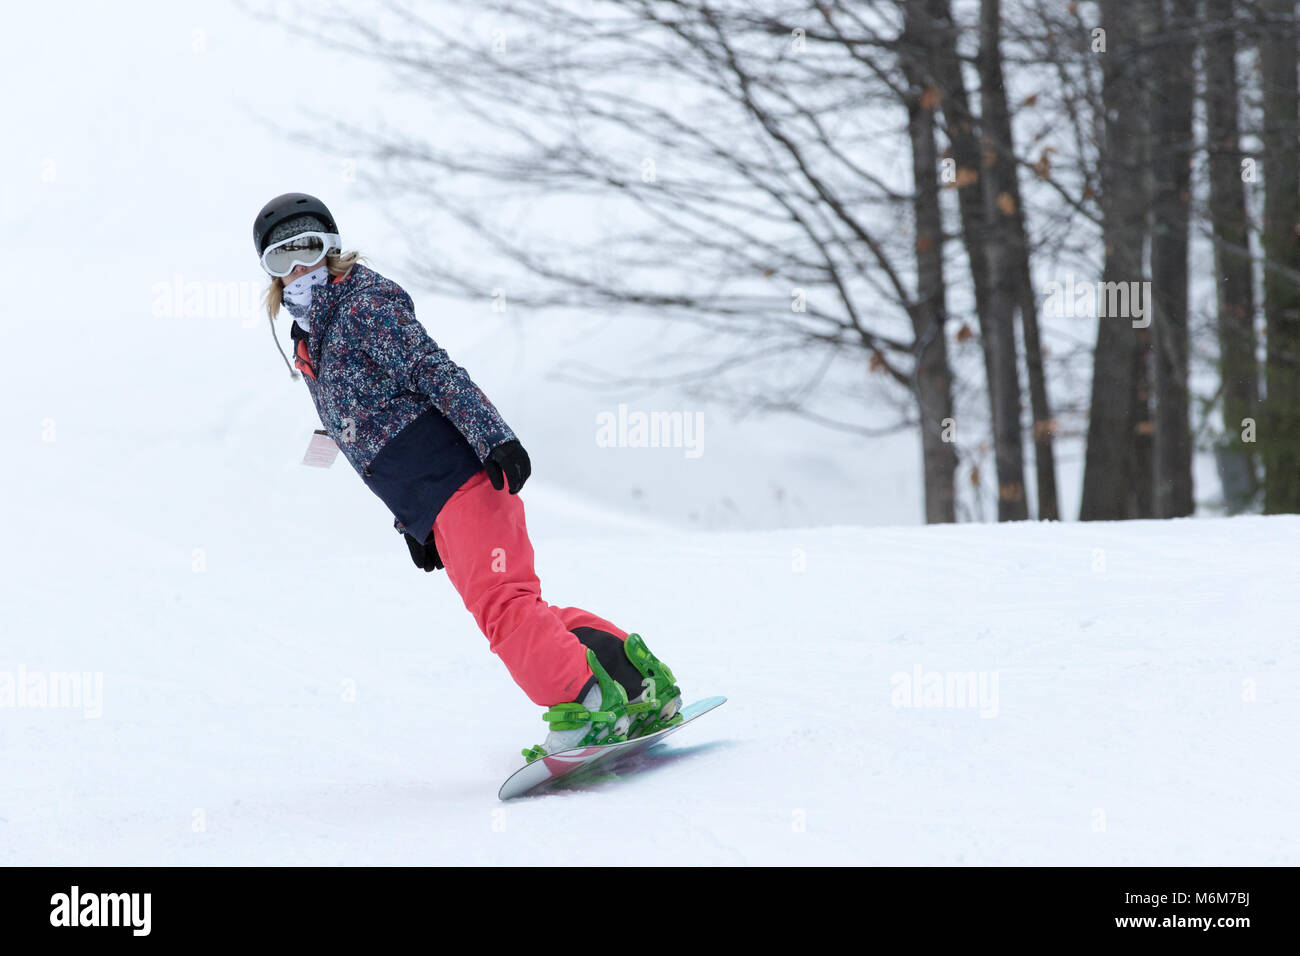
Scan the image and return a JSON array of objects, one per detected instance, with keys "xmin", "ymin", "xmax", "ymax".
[
  {"xmin": 979, "ymin": 0, "xmax": 1057, "ymax": 520},
  {"xmin": 1150, "ymin": 0, "xmax": 1196, "ymax": 517},
  {"xmin": 1202, "ymin": 0, "xmax": 1260, "ymax": 513},
  {"xmin": 1016, "ymin": 239, "xmax": 1060, "ymax": 520},
  {"xmin": 1129, "ymin": 1, "xmax": 1160, "ymax": 520},
  {"xmin": 1081, "ymin": 0, "xmax": 1149, "ymax": 520},
  {"xmin": 928, "ymin": 0, "xmax": 1027, "ymax": 520},
  {"xmin": 904, "ymin": 0, "xmax": 959, "ymax": 524},
  {"xmin": 1259, "ymin": 0, "xmax": 1300, "ymax": 514}
]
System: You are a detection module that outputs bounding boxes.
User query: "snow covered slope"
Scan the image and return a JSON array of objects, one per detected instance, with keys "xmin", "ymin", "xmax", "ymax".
[{"xmin": 3, "ymin": 487, "xmax": 1296, "ymax": 864}]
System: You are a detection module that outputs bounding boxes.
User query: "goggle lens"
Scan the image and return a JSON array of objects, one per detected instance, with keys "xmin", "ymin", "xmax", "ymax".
[{"xmin": 260, "ymin": 232, "xmax": 340, "ymax": 277}]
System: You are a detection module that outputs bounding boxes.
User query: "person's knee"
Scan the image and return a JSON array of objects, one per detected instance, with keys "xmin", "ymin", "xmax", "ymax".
[{"xmin": 475, "ymin": 582, "xmax": 543, "ymax": 633}]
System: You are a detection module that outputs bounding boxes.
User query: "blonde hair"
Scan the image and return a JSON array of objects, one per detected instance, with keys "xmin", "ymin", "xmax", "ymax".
[
  {"xmin": 263, "ymin": 250, "xmax": 364, "ymax": 320},
  {"xmin": 264, "ymin": 250, "xmax": 364, "ymax": 378}
]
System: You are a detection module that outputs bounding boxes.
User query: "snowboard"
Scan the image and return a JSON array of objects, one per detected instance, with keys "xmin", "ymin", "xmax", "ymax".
[{"xmin": 498, "ymin": 696, "xmax": 727, "ymax": 800}]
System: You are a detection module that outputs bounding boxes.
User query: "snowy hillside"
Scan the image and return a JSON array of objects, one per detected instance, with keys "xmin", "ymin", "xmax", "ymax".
[{"xmin": 3, "ymin": 481, "xmax": 1296, "ymax": 863}]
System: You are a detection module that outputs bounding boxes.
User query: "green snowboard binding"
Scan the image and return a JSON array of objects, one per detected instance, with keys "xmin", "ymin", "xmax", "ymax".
[
  {"xmin": 622, "ymin": 632, "xmax": 683, "ymax": 738},
  {"xmin": 522, "ymin": 633, "xmax": 683, "ymax": 764}
]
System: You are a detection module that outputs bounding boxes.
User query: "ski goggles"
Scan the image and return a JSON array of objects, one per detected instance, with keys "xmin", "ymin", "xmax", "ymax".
[{"xmin": 259, "ymin": 231, "xmax": 342, "ymax": 277}]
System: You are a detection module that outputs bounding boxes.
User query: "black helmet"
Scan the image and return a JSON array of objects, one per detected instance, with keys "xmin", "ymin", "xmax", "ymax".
[{"xmin": 253, "ymin": 192, "xmax": 339, "ymax": 254}]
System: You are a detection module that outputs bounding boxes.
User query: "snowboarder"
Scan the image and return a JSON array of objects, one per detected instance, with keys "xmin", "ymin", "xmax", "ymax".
[{"xmin": 253, "ymin": 193, "xmax": 682, "ymax": 761}]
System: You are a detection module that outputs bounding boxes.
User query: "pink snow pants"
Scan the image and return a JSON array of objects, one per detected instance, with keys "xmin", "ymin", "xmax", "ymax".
[{"xmin": 430, "ymin": 470, "xmax": 627, "ymax": 706}]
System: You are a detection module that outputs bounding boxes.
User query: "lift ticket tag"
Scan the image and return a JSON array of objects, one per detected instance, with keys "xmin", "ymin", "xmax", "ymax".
[{"xmin": 301, "ymin": 429, "xmax": 340, "ymax": 468}]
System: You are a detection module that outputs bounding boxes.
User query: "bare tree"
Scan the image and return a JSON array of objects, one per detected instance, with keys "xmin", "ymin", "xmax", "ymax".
[
  {"xmin": 1258, "ymin": 0, "xmax": 1300, "ymax": 513},
  {"xmin": 978, "ymin": 0, "xmax": 1060, "ymax": 521},
  {"xmin": 974, "ymin": 0, "xmax": 1029, "ymax": 520},
  {"xmin": 1149, "ymin": 0, "xmax": 1197, "ymax": 517},
  {"xmin": 1081, "ymin": 0, "xmax": 1150, "ymax": 520},
  {"xmin": 901, "ymin": 0, "xmax": 959, "ymax": 522},
  {"xmin": 916, "ymin": 0, "xmax": 1030, "ymax": 521},
  {"xmin": 1202, "ymin": 0, "xmax": 1260, "ymax": 512}
]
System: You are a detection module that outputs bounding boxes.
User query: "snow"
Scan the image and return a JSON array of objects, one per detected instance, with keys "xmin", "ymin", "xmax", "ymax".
[{"xmin": 3, "ymin": 449, "xmax": 1296, "ymax": 863}]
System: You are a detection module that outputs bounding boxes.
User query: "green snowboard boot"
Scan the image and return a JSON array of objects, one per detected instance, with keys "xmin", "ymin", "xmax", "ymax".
[
  {"xmin": 521, "ymin": 631, "xmax": 683, "ymax": 764},
  {"xmin": 622, "ymin": 632, "xmax": 683, "ymax": 737}
]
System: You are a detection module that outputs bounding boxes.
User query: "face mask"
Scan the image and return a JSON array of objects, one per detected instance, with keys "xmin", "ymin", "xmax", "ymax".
[{"xmin": 282, "ymin": 266, "xmax": 330, "ymax": 328}]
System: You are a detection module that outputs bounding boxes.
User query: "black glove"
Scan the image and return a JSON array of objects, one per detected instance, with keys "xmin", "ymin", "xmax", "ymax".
[
  {"xmin": 404, "ymin": 531, "xmax": 444, "ymax": 572},
  {"xmin": 485, "ymin": 439, "xmax": 531, "ymax": 494}
]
